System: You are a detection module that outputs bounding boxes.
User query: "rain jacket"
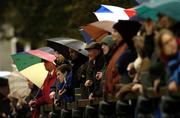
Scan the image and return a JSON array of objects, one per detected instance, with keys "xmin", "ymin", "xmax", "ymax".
[
  {"xmin": 105, "ymin": 42, "xmax": 127, "ymax": 94},
  {"xmin": 35, "ymin": 69, "xmax": 56, "ymax": 106},
  {"xmin": 167, "ymin": 50, "xmax": 180, "ymax": 85}
]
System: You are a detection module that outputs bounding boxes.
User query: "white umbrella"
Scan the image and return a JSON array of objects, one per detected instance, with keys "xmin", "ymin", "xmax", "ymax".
[
  {"xmin": 0, "ymin": 71, "xmax": 11, "ymax": 78},
  {"xmin": 8, "ymin": 71, "xmax": 31, "ymax": 99},
  {"xmin": 94, "ymin": 5, "xmax": 134, "ymax": 22}
]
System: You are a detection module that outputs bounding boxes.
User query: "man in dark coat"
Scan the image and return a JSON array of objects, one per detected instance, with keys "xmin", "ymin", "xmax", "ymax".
[
  {"xmin": 84, "ymin": 42, "xmax": 104, "ymax": 99},
  {"xmin": 69, "ymin": 48, "xmax": 87, "ymax": 88},
  {"xmin": 113, "ymin": 20, "xmax": 141, "ymax": 83}
]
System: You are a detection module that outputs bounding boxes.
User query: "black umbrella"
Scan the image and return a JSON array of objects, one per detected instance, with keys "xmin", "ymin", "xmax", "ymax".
[
  {"xmin": 46, "ymin": 37, "xmax": 88, "ymax": 58},
  {"xmin": 37, "ymin": 47, "xmax": 54, "ymax": 54}
]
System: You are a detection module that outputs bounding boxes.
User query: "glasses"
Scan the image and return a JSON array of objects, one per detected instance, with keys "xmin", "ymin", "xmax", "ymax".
[{"xmin": 162, "ymin": 37, "xmax": 175, "ymax": 47}]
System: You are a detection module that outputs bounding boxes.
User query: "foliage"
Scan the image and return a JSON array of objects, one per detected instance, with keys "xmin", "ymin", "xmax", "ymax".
[{"xmin": 0, "ymin": 0, "xmax": 137, "ymax": 47}]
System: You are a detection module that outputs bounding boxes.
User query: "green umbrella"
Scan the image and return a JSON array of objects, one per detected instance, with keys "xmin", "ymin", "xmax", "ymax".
[
  {"xmin": 135, "ymin": 4, "xmax": 158, "ymax": 21},
  {"xmin": 145, "ymin": 0, "xmax": 180, "ymax": 21},
  {"xmin": 11, "ymin": 53, "xmax": 41, "ymax": 71}
]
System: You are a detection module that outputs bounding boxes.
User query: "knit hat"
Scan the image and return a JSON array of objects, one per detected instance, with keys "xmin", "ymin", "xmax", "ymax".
[
  {"xmin": 101, "ymin": 35, "xmax": 115, "ymax": 48},
  {"xmin": 113, "ymin": 20, "xmax": 141, "ymax": 49}
]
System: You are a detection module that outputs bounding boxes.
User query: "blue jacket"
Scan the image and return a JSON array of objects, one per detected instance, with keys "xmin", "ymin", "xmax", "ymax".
[
  {"xmin": 168, "ymin": 51, "xmax": 180, "ymax": 85},
  {"xmin": 51, "ymin": 71, "xmax": 74, "ymax": 102}
]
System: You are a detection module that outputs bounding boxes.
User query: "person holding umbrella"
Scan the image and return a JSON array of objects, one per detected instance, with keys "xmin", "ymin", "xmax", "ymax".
[{"xmin": 28, "ymin": 60, "xmax": 56, "ymax": 118}]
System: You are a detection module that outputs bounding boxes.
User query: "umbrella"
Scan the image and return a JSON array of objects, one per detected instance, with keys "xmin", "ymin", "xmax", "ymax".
[
  {"xmin": 81, "ymin": 21, "xmax": 115, "ymax": 42},
  {"xmin": 47, "ymin": 37, "xmax": 88, "ymax": 58},
  {"xmin": 38, "ymin": 47, "xmax": 54, "ymax": 54},
  {"xmin": 27, "ymin": 50, "xmax": 56, "ymax": 62},
  {"xmin": 11, "ymin": 53, "xmax": 41, "ymax": 71},
  {"xmin": 136, "ymin": 0, "xmax": 150, "ymax": 4},
  {"xmin": 11, "ymin": 50, "xmax": 55, "ymax": 88},
  {"xmin": 79, "ymin": 29, "xmax": 92, "ymax": 44},
  {"xmin": 0, "ymin": 71, "xmax": 30, "ymax": 99},
  {"xmin": 0, "ymin": 71, "xmax": 11, "ymax": 78},
  {"xmin": 145, "ymin": 0, "xmax": 180, "ymax": 21},
  {"xmin": 125, "ymin": 4, "xmax": 158, "ymax": 21},
  {"xmin": 94, "ymin": 5, "xmax": 135, "ymax": 22},
  {"xmin": 20, "ymin": 62, "xmax": 48, "ymax": 88},
  {"xmin": 8, "ymin": 71, "xmax": 30, "ymax": 99},
  {"xmin": 133, "ymin": 5, "xmax": 158, "ymax": 21}
]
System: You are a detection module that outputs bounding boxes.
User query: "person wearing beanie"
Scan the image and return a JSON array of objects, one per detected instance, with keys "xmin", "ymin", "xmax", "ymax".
[
  {"xmin": 101, "ymin": 35, "xmax": 115, "ymax": 48},
  {"xmin": 96, "ymin": 35, "xmax": 116, "ymax": 81},
  {"xmin": 103, "ymin": 20, "xmax": 141, "ymax": 99},
  {"xmin": 112, "ymin": 20, "xmax": 141, "ymax": 50},
  {"xmin": 113, "ymin": 20, "xmax": 141, "ymax": 79},
  {"xmin": 106, "ymin": 20, "xmax": 141, "ymax": 117}
]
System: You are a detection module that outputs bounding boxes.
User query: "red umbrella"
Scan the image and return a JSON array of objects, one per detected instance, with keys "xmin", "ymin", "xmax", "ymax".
[{"xmin": 27, "ymin": 50, "xmax": 56, "ymax": 62}]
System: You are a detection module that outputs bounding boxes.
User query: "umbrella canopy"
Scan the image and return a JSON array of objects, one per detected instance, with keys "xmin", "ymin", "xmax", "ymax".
[
  {"xmin": 27, "ymin": 50, "xmax": 56, "ymax": 62},
  {"xmin": 94, "ymin": 5, "xmax": 134, "ymax": 22},
  {"xmin": 47, "ymin": 37, "xmax": 88, "ymax": 57},
  {"xmin": 38, "ymin": 47, "xmax": 54, "ymax": 54},
  {"xmin": 20, "ymin": 62, "xmax": 48, "ymax": 88},
  {"xmin": 133, "ymin": 4, "xmax": 158, "ymax": 21},
  {"xmin": 145, "ymin": 0, "xmax": 180, "ymax": 21},
  {"xmin": 79, "ymin": 29, "xmax": 92, "ymax": 44},
  {"xmin": 11, "ymin": 50, "xmax": 55, "ymax": 88},
  {"xmin": 11, "ymin": 53, "xmax": 48, "ymax": 88},
  {"xmin": 81, "ymin": 21, "xmax": 114, "ymax": 42},
  {"xmin": 0, "ymin": 71, "xmax": 11, "ymax": 78},
  {"xmin": 11, "ymin": 53, "xmax": 41, "ymax": 71},
  {"xmin": 8, "ymin": 71, "xmax": 31, "ymax": 99}
]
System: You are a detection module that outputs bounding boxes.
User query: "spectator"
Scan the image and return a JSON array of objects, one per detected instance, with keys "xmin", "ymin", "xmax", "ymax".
[
  {"xmin": 84, "ymin": 42, "xmax": 104, "ymax": 100},
  {"xmin": 156, "ymin": 29, "xmax": 180, "ymax": 93},
  {"xmin": 50, "ymin": 64, "xmax": 74, "ymax": 103}
]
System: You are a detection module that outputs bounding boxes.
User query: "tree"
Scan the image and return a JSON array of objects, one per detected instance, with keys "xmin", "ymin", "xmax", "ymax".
[{"xmin": 0, "ymin": 0, "xmax": 136, "ymax": 47}]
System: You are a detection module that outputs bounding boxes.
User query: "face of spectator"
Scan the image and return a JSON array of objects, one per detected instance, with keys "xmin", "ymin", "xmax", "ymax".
[
  {"xmin": 161, "ymin": 33, "xmax": 178, "ymax": 56},
  {"xmin": 69, "ymin": 48, "xmax": 79, "ymax": 61},
  {"xmin": 44, "ymin": 61, "xmax": 54, "ymax": 72},
  {"xmin": 102, "ymin": 44, "xmax": 110, "ymax": 55},
  {"xmin": 111, "ymin": 29, "xmax": 123, "ymax": 42},
  {"xmin": 159, "ymin": 16, "xmax": 173, "ymax": 29},
  {"xmin": 87, "ymin": 49, "xmax": 99, "ymax": 61},
  {"xmin": 56, "ymin": 71, "xmax": 64, "ymax": 83}
]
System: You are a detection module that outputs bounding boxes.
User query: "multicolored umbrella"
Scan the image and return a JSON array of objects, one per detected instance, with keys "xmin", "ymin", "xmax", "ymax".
[
  {"xmin": 81, "ymin": 21, "xmax": 115, "ymax": 42},
  {"xmin": 27, "ymin": 50, "xmax": 56, "ymax": 62},
  {"xmin": 11, "ymin": 50, "xmax": 56, "ymax": 88},
  {"xmin": 94, "ymin": 5, "xmax": 135, "ymax": 22},
  {"xmin": 79, "ymin": 29, "xmax": 92, "ymax": 44}
]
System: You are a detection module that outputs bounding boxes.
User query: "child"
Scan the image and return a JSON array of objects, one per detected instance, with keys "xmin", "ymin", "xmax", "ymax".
[{"xmin": 49, "ymin": 64, "xmax": 74, "ymax": 104}]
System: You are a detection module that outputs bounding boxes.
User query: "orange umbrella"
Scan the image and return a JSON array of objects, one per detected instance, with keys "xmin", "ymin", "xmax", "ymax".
[{"xmin": 81, "ymin": 21, "xmax": 115, "ymax": 42}]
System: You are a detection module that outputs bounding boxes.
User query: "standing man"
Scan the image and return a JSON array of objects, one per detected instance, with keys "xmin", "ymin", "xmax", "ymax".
[
  {"xmin": 69, "ymin": 48, "xmax": 87, "ymax": 88},
  {"xmin": 29, "ymin": 60, "xmax": 56, "ymax": 118},
  {"xmin": 84, "ymin": 42, "xmax": 104, "ymax": 100}
]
